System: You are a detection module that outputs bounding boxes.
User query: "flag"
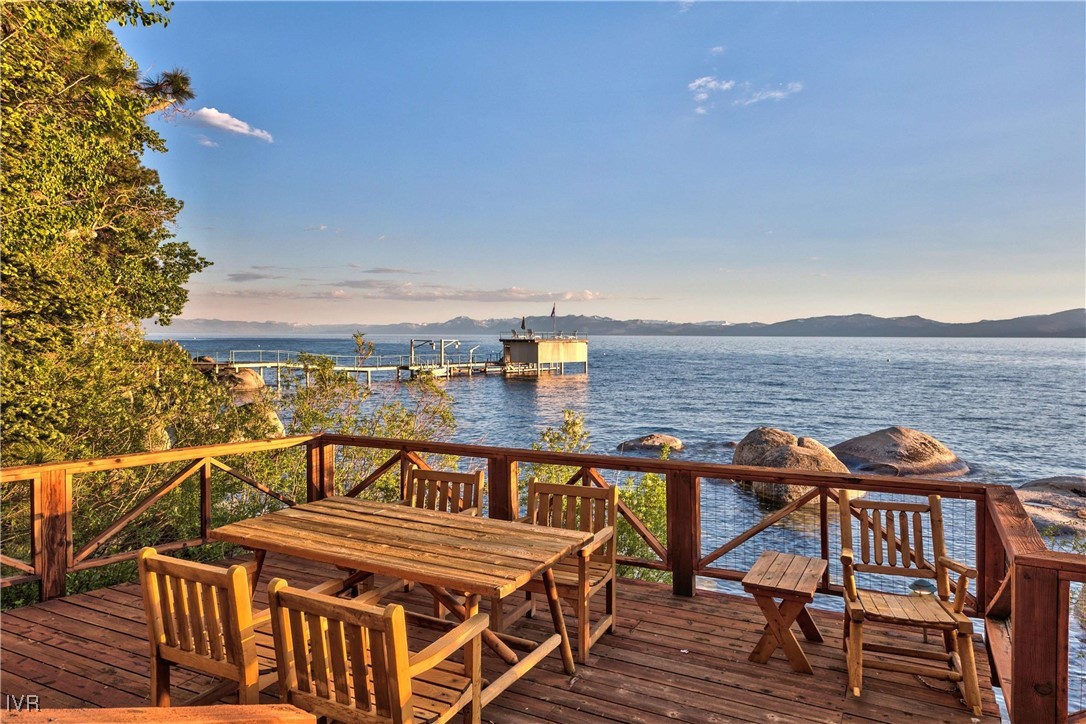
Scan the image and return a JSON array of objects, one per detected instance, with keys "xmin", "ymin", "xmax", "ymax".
[
  {"xmin": 520, "ymin": 316, "xmax": 526, "ymax": 330},
  {"xmin": 550, "ymin": 304, "xmax": 556, "ymax": 318}
]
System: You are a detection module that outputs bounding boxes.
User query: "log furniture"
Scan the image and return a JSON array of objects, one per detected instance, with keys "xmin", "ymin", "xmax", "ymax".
[
  {"xmin": 401, "ymin": 467, "xmax": 483, "ymax": 516},
  {"xmin": 266, "ymin": 578, "xmax": 489, "ymax": 724},
  {"xmin": 510, "ymin": 480, "xmax": 619, "ymax": 664},
  {"xmin": 136, "ymin": 548, "xmax": 279, "ymax": 707},
  {"xmin": 209, "ymin": 496, "xmax": 592, "ymax": 706},
  {"xmin": 839, "ymin": 489, "xmax": 982, "ymax": 716},
  {"xmin": 741, "ymin": 550, "xmax": 827, "ymax": 674}
]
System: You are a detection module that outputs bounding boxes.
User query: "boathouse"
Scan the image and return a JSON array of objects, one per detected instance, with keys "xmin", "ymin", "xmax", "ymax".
[{"xmin": 500, "ymin": 331, "xmax": 588, "ymax": 375}]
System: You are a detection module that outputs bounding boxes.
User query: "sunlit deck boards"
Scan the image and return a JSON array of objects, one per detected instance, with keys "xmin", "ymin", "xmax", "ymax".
[{"xmin": 0, "ymin": 554, "xmax": 1000, "ymax": 722}]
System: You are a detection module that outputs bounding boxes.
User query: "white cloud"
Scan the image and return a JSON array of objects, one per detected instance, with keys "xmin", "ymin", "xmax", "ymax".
[
  {"xmin": 687, "ymin": 76, "xmax": 736, "ymax": 112},
  {"xmin": 734, "ymin": 81, "xmax": 804, "ymax": 107},
  {"xmin": 305, "ymin": 224, "xmax": 329, "ymax": 232},
  {"xmin": 331, "ymin": 280, "xmax": 603, "ymax": 303},
  {"xmin": 196, "ymin": 135, "xmax": 218, "ymax": 148},
  {"xmin": 191, "ymin": 107, "xmax": 274, "ymax": 143},
  {"xmin": 710, "ymin": 46, "xmax": 726, "ymax": 56},
  {"xmin": 678, "ymin": 0, "xmax": 696, "ymax": 13}
]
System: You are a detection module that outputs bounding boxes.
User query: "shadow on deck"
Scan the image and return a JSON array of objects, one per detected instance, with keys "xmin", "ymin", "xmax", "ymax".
[{"xmin": 0, "ymin": 554, "xmax": 1000, "ymax": 723}]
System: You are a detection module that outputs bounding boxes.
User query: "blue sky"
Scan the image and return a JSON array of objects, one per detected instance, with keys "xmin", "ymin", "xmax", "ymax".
[{"xmin": 118, "ymin": 1, "xmax": 1085, "ymax": 325}]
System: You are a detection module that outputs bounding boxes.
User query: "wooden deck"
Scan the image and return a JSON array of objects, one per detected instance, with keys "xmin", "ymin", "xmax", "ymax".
[{"xmin": 0, "ymin": 554, "xmax": 1001, "ymax": 723}]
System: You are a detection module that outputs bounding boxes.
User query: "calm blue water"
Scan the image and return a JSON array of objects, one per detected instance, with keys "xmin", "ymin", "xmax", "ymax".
[{"xmin": 169, "ymin": 335, "xmax": 1086, "ymax": 488}]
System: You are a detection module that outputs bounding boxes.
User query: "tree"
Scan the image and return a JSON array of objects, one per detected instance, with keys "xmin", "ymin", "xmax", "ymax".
[{"xmin": 1, "ymin": 1, "xmax": 221, "ymax": 462}]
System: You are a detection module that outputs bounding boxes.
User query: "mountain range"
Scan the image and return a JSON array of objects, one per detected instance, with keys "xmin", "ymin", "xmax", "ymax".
[{"xmin": 148, "ymin": 308, "xmax": 1086, "ymax": 338}]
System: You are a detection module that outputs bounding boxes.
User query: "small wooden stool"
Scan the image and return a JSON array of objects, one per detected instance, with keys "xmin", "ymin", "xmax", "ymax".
[{"xmin": 742, "ymin": 551, "xmax": 828, "ymax": 674}]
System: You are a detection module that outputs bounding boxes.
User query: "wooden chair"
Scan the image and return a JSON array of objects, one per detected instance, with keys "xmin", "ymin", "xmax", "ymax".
[
  {"xmin": 838, "ymin": 490, "xmax": 982, "ymax": 716},
  {"xmin": 402, "ymin": 468, "xmax": 483, "ymax": 516},
  {"xmin": 399, "ymin": 468, "xmax": 483, "ymax": 618},
  {"xmin": 267, "ymin": 578, "xmax": 489, "ymax": 724},
  {"xmin": 513, "ymin": 479, "xmax": 618, "ymax": 663},
  {"xmin": 137, "ymin": 547, "xmax": 277, "ymax": 707}
]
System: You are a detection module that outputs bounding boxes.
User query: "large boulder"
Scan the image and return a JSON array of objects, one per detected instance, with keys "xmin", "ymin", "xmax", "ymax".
[
  {"xmin": 617, "ymin": 433, "xmax": 683, "ymax": 452},
  {"xmin": 732, "ymin": 427, "xmax": 850, "ymax": 505},
  {"xmin": 219, "ymin": 367, "xmax": 265, "ymax": 392},
  {"xmin": 1017, "ymin": 476, "xmax": 1086, "ymax": 538},
  {"xmin": 831, "ymin": 426, "xmax": 968, "ymax": 478}
]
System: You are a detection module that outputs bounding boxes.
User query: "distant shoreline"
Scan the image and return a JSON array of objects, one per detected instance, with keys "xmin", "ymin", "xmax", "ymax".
[{"xmin": 146, "ymin": 308, "xmax": 1086, "ymax": 339}]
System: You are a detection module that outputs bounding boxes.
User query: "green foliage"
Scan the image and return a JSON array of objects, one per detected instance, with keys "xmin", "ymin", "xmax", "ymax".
[
  {"xmin": 1, "ymin": 1, "xmax": 212, "ymax": 461},
  {"xmin": 522, "ymin": 409, "xmax": 591, "ymax": 489}
]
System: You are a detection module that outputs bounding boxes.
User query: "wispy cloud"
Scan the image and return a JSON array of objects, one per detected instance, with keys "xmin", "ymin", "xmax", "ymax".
[
  {"xmin": 678, "ymin": 0, "xmax": 696, "ymax": 13},
  {"xmin": 226, "ymin": 271, "xmax": 283, "ymax": 283},
  {"xmin": 347, "ymin": 266, "xmax": 422, "ymax": 275},
  {"xmin": 688, "ymin": 75, "xmax": 736, "ymax": 114},
  {"xmin": 196, "ymin": 135, "xmax": 218, "ymax": 148},
  {"xmin": 305, "ymin": 224, "xmax": 329, "ymax": 232},
  {"xmin": 330, "ymin": 280, "xmax": 603, "ymax": 303},
  {"xmin": 710, "ymin": 46, "xmax": 726, "ymax": 56},
  {"xmin": 191, "ymin": 107, "xmax": 273, "ymax": 143},
  {"xmin": 733, "ymin": 81, "xmax": 804, "ymax": 107}
]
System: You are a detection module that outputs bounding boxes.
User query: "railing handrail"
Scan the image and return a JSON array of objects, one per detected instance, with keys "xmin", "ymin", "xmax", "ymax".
[
  {"xmin": 0, "ymin": 434, "xmax": 319, "ymax": 482},
  {"xmin": 320, "ymin": 434, "xmax": 992, "ymax": 498}
]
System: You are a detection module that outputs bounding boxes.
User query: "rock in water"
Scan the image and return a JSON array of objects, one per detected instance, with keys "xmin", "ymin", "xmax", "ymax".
[
  {"xmin": 831, "ymin": 426, "xmax": 968, "ymax": 477},
  {"xmin": 732, "ymin": 427, "xmax": 849, "ymax": 505},
  {"xmin": 1017, "ymin": 476, "xmax": 1086, "ymax": 537},
  {"xmin": 617, "ymin": 433, "xmax": 684, "ymax": 452}
]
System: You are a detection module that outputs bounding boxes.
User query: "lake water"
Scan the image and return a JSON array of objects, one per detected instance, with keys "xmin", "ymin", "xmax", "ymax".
[{"xmin": 171, "ymin": 335, "xmax": 1086, "ymax": 488}]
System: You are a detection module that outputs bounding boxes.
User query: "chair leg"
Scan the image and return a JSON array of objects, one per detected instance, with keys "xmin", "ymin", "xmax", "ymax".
[
  {"xmin": 150, "ymin": 657, "xmax": 171, "ymax": 706},
  {"xmin": 956, "ymin": 631, "xmax": 983, "ymax": 716},
  {"xmin": 847, "ymin": 619, "xmax": 863, "ymax": 697},
  {"xmin": 576, "ymin": 594, "xmax": 590, "ymax": 664},
  {"xmin": 606, "ymin": 579, "xmax": 616, "ymax": 634},
  {"xmin": 525, "ymin": 590, "xmax": 536, "ymax": 619}
]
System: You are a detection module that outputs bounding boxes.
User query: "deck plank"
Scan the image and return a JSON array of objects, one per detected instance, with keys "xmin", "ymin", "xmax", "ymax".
[{"xmin": 0, "ymin": 554, "xmax": 1000, "ymax": 722}]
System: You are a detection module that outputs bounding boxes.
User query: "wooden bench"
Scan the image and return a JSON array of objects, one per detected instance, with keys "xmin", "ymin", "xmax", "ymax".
[
  {"xmin": 3, "ymin": 703, "xmax": 316, "ymax": 722},
  {"xmin": 741, "ymin": 551, "xmax": 827, "ymax": 674}
]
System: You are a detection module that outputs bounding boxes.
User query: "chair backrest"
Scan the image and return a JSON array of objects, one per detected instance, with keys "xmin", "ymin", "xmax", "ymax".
[
  {"xmin": 267, "ymin": 578, "xmax": 413, "ymax": 724},
  {"xmin": 526, "ymin": 480, "xmax": 618, "ymax": 560},
  {"xmin": 405, "ymin": 468, "xmax": 483, "ymax": 515},
  {"xmin": 838, "ymin": 490, "xmax": 950, "ymax": 598},
  {"xmin": 137, "ymin": 547, "xmax": 257, "ymax": 680}
]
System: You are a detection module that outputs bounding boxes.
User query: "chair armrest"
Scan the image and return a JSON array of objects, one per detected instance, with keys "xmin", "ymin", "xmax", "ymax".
[
  {"xmin": 251, "ymin": 607, "xmax": 272, "ymax": 628},
  {"xmin": 578, "ymin": 526, "xmax": 615, "ymax": 557},
  {"xmin": 840, "ymin": 547, "xmax": 858, "ymax": 602},
  {"xmin": 408, "ymin": 612, "xmax": 490, "ymax": 678},
  {"xmin": 939, "ymin": 556, "xmax": 977, "ymax": 613},
  {"xmin": 938, "ymin": 556, "xmax": 977, "ymax": 579}
]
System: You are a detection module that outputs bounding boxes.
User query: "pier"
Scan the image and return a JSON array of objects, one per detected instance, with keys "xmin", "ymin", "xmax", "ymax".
[{"xmin": 192, "ymin": 334, "xmax": 589, "ymax": 387}]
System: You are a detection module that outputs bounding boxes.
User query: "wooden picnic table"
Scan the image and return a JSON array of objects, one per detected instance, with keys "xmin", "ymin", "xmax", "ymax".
[{"xmin": 209, "ymin": 496, "xmax": 592, "ymax": 706}]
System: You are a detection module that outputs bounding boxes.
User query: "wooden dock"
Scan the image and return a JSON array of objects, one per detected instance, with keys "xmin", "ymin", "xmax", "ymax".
[
  {"xmin": 193, "ymin": 334, "xmax": 589, "ymax": 385},
  {"xmin": 0, "ymin": 553, "xmax": 1000, "ymax": 722}
]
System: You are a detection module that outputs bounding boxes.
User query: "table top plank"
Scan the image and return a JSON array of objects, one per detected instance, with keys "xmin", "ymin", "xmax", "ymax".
[
  {"xmin": 210, "ymin": 499, "xmax": 591, "ymax": 599},
  {"xmin": 742, "ymin": 552, "xmax": 827, "ymax": 601}
]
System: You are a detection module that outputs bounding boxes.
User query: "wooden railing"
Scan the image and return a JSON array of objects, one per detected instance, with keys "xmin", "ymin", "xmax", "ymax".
[{"xmin": 1, "ymin": 432, "xmax": 1082, "ymax": 722}]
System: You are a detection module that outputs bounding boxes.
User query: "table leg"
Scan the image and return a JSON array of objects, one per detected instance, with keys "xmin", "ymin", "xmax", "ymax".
[
  {"xmin": 424, "ymin": 584, "xmax": 520, "ymax": 665},
  {"xmin": 542, "ymin": 569, "xmax": 576, "ymax": 674},
  {"xmin": 245, "ymin": 549, "xmax": 267, "ymax": 600},
  {"xmin": 796, "ymin": 605, "xmax": 824, "ymax": 642},
  {"xmin": 750, "ymin": 596, "xmax": 814, "ymax": 674}
]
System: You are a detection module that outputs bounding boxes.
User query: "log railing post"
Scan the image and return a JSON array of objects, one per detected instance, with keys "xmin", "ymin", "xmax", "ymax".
[
  {"xmin": 200, "ymin": 460, "xmax": 212, "ymax": 539},
  {"xmin": 35, "ymin": 468, "xmax": 72, "ymax": 601},
  {"xmin": 306, "ymin": 440, "xmax": 336, "ymax": 502},
  {"xmin": 487, "ymin": 455, "xmax": 518, "ymax": 521},
  {"xmin": 666, "ymin": 470, "xmax": 699, "ymax": 597},
  {"xmin": 1011, "ymin": 558, "xmax": 1061, "ymax": 722},
  {"xmin": 981, "ymin": 493, "xmax": 1007, "ymax": 613}
]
